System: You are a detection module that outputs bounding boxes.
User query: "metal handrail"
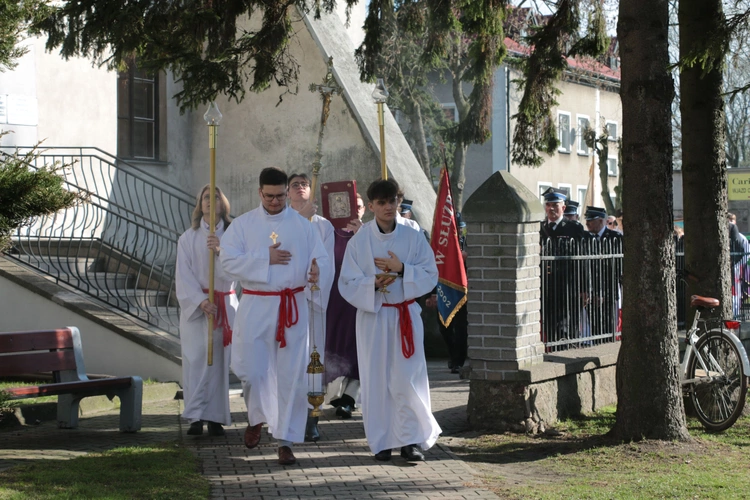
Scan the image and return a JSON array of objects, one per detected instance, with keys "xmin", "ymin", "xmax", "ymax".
[{"xmin": 2, "ymin": 148, "xmax": 191, "ymax": 335}]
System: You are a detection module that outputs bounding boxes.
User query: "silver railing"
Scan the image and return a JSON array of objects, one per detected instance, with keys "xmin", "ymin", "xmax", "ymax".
[{"xmin": 2, "ymin": 147, "xmax": 197, "ymax": 336}]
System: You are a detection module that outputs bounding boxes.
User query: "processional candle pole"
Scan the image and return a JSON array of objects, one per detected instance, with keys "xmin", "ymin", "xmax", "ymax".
[
  {"xmin": 204, "ymin": 101, "xmax": 223, "ymax": 366},
  {"xmin": 372, "ymin": 78, "xmax": 389, "ymax": 180}
]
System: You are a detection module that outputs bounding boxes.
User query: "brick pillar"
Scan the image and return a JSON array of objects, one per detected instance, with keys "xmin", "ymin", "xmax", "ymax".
[{"xmin": 461, "ymin": 171, "xmax": 546, "ymax": 429}]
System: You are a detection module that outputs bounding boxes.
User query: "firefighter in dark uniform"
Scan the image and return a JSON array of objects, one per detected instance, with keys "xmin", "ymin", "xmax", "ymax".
[
  {"xmin": 584, "ymin": 206, "xmax": 623, "ymax": 340},
  {"xmin": 540, "ymin": 188, "xmax": 587, "ymax": 349},
  {"xmin": 563, "ymin": 200, "xmax": 582, "ymax": 223}
]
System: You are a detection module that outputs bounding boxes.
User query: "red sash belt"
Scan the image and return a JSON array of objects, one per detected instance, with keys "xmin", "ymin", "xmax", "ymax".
[
  {"xmin": 202, "ymin": 289, "xmax": 236, "ymax": 347},
  {"xmin": 382, "ymin": 299, "xmax": 417, "ymax": 358},
  {"xmin": 241, "ymin": 287, "xmax": 305, "ymax": 348}
]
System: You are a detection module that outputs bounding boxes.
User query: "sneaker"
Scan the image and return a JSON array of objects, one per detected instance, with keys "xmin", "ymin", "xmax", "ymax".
[{"xmin": 187, "ymin": 421, "xmax": 203, "ymax": 436}]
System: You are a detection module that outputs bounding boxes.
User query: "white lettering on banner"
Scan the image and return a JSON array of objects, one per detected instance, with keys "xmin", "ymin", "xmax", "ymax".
[
  {"xmin": 435, "ymin": 250, "xmax": 446, "ymax": 266},
  {"xmin": 437, "ymin": 193, "xmax": 454, "ymax": 247},
  {"xmin": 437, "ymin": 286, "xmax": 452, "ymax": 308}
]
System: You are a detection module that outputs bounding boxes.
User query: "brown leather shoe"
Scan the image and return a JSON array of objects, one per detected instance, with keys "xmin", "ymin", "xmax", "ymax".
[
  {"xmin": 278, "ymin": 446, "xmax": 296, "ymax": 465},
  {"xmin": 243, "ymin": 423, "xmax": 263, "ymax": 449}
]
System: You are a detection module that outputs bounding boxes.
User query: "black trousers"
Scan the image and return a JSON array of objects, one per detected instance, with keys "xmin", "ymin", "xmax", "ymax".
[{"xmin": 439, "ymin": 303, "xmax": 468, "ymax": 368}]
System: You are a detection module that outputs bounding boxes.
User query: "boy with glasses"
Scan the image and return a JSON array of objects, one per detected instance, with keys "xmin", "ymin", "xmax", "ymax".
[
  {"xmin": 219, "ymin": 167, "xmax": 331, "ymax": 466},
  {"xmin": 287, "ymin": 172, "xmax": 334, "ymax": 442}
]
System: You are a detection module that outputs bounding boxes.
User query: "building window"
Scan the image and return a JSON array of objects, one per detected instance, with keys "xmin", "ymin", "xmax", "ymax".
[
  {"xmin": 118, "ymin": 63, "xmax": 159, "ymax": 160},
  {"xmin": 607, "ymin": 157, "xmax": 618, "ymax": 176},
  {"xmin": 606, "ymin": 120, "xmax": 618, "ymax": 141},
  {"xmin": 441, "ymin": 103, "xmax": 459, "ymax": 123},
  {"xmin": 577, "ymin": 115, "xmax": 590, "ymax": 155},
  {"xmin": 557, "ymin": 184, "xmax": 571, "ymax": 200},
  {"xmin": 558, "ymin": 111, "xmax": 571, "ymax": 153},
  {"xmin": 577, "ymin": 186, "xmax": 587, "ymax": 203},
  {"xmin": 538, "ymin": 183, "xmax": 552, "ymax": 204}
]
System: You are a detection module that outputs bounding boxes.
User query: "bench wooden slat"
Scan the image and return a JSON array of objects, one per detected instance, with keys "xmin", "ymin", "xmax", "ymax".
[
  {"xmin": 0, "ymin": 350, "xmax": 77, "ymax": 377},
  {"xmin": 7, "ymin": 378, "xmax": 133, "ymax": 399},
  {"xmin": 0, "ymin": 329, "xmax": 74, "ymax": 353}
]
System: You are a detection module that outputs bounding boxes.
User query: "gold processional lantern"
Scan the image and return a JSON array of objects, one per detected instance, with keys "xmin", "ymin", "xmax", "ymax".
[{"xmin": 307, "ymin": 279, "xmax": 325, "ymax": 416}]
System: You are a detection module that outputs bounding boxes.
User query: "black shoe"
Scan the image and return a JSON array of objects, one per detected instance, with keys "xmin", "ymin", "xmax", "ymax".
[
  {"xmin": 304, "ymin": 416, "xmax": 320, "ymax": 442},
  {"xmin": 450, "ymin": 367, "xmax": 460, "ymax": 374},
  {"xmin": 374, "ymin": 449, "xmax": 392, "ymax": 461},
  {"xmin": 336, "ymin": 404, "xmax": 353, "ymax": 419},
  {"xmin": 187, "ymin": 421, "xmax": 203, "ymax": 436},
  {"xmin": 400, "ymin": 444, "xmax": 425, "ymax": 462},
  {"xmin": 207, "ymin": 421, "xmax": 225, "ymax": 436}
]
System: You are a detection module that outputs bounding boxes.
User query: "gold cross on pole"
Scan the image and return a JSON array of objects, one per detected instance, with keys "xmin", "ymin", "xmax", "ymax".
[{"xmin": 270, "ymin": 231, "xmax": 279, "ymax": 245}]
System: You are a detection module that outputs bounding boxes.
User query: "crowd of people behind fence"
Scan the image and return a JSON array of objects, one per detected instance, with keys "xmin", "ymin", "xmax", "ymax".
[
  {"xmin": 540, "ymin": 188, "xmax": 623, "ymax": 352},
  {"xmin": 540, "ymin": 189, "xmax": 750, "ymax": 352}
]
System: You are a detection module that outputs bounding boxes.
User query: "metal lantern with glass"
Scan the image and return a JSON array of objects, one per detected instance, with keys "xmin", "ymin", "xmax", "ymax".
[{"xmin": 307, "ymin": 273, "xmax": 325, "ymax": 419}]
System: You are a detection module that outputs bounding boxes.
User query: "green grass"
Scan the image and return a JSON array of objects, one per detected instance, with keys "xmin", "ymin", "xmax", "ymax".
[
  {"xmin": 0, "ymin": 442, "xmax": 210, "ymax": 500},
  {"xmin": 449, "ymin": 407, "xmax": 750, "ymax": 500}
]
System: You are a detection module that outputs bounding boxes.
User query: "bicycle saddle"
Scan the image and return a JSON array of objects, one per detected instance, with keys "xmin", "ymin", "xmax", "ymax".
[{"xmin": 690, "ymin": 295, "xmax": 720, "ymax": 309}]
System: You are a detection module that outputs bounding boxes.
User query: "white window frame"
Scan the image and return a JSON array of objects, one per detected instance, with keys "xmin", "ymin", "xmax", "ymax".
[
  {"xmin": 576, "ymin": 114, "xmax": 590, "ymax": 156},
  {"xmin": 607, "ymin": 156, "xmax": 618, "ymax": 177},
  {"xmin": 441, "ymin": 103, "xmax": 459, "ymax": 123},
  {"xmin": 538, "ymin": 182, "xmax": 553, "ymax": 204},
  {"xmin": 557, "ymin": 183, "xmax": 572, "ymax": 201},
  {"xmin": 577, "ymin": 185, "xmax": 588, "ymax": 203},
  {"xmin": 606, "ymin": 120, "xmax": 618, "ymax": 141},
  {"xmin": 558, "ymin": 111, "xmax": 572, "ymax": 154}
]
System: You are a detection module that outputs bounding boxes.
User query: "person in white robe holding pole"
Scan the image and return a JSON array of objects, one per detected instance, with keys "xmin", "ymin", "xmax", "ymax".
[
  {"xmin": 176, "ymin": 185, "xmax": 238, "ymax": 437},
  {"xmin": 338, "ymin": 179, "xmax": 441, "ymax": 462},
  {"xmin": 287, "ymin": 172, "xmax": 334, "ymax": 442},
  {"xmin": 220, "ymin": 167, "xmax": 329, "ymax": 466}
]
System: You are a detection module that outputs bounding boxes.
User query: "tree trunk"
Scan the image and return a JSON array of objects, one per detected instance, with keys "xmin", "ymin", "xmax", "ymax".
[
  {"xmin": 409, "ymin": 103, "xmax": 433, "ymax": 181},
  {"xmin": 680, "ymin": 0, "xmax": 731, "ymax": 323},
  {"xmin": 613, "ymin": 0, "xmax": 690, "ymax": 441},
  {"xmin": 597, "ymin": 138, "xmax": 616, "ymax": 214},
  {"xmin": 451, "ymin": 141, "xmax": 468, "ymax": 210}
]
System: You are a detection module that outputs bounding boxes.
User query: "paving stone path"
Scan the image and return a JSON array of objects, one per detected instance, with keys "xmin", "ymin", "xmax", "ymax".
[{"xmin": 0, "ymin": 361, "xmax": 499, "ymax": 499}]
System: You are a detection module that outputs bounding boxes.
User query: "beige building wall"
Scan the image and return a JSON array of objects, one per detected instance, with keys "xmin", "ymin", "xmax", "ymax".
[{"xmin": 509, "ymin": 77, "xmax": 622, "ymax": 209}]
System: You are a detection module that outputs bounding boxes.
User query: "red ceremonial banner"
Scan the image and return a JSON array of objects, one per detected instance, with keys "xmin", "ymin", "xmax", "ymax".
[{"xmin": 430, "ymin": 168, "xmax": 468, "ymax": 327}]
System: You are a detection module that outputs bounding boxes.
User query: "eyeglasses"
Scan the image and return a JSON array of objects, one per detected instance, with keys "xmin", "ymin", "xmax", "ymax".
[
  {"xmin": 607, "ymin": 221, "xmax": 616, "ymax": 227},
  {"xmin": 290, "ymin": 182, "xmax": 310, "ymax": 189},
  {"xmin": 261, "ymin": 192, "xmax": 287, "ymax": 202},
  {"xmin": 357, "ymin": 204, "xmax": 365, "ymax": 210}
]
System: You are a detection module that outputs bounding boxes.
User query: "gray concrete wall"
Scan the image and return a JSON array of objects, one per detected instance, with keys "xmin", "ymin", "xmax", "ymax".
[{"xmin": 0, "ymin": 270, "xmax": 181, "ymax": 382}]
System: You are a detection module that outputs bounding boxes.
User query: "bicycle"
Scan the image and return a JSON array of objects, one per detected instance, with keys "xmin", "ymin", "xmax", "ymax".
[{"xmin": 681, "ymin": 291, "xmax": 750, "ymax": 431}]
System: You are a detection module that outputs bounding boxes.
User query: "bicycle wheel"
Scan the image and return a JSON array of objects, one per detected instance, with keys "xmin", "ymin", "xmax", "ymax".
[{"xmin": 687, "ymin": 330, "xmax": 748, "ymax": 431}]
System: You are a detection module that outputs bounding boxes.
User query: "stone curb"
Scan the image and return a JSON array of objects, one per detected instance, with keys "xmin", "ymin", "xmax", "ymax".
[{"xmin": 4, "ymin": 382, "xmax": 180, "ymax": 426}]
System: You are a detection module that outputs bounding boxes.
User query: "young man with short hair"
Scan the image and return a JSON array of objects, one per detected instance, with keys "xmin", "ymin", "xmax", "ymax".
[
  {"xmin": 219, "ymin": 167, "xmax": 330, "ymax": 466},
  {"xmin": 338, "ymin": 179, "xmax": 441, "ymax": 462}
]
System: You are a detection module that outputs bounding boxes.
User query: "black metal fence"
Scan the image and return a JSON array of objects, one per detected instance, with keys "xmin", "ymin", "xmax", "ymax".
[{"xmin": 541, "ymin": 238, "xmax": 623, "ymax": 352}]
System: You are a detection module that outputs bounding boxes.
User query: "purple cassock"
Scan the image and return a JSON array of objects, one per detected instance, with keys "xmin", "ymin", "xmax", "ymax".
[{"xmin": 324, "ymin": 228, "xmax": 360, "ymax": 384}]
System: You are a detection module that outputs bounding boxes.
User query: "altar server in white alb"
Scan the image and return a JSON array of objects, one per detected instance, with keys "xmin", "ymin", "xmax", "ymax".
[
  {"xmin": 339, "ymin": 178, "xmax": 441, "ymax": 462},
  {"xmin": 287, "ymin": 172, "xmax": 335, "ymax": 442},
  {"xmin": 219, "ymin": 167, "xmax": 330, "ymax": 466},
  {"xmin": 176, "ymin": 185, "xmax": 238, "ymax": 437}
]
